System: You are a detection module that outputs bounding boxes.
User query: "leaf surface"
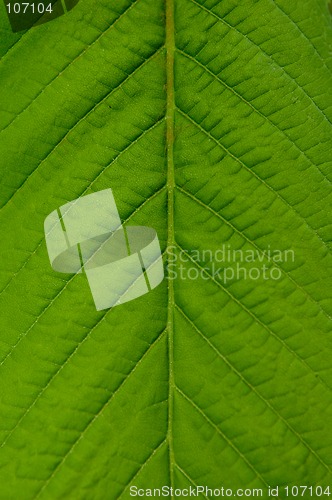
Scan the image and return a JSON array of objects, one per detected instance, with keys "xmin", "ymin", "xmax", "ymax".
[{"xmin": 0, "ymin": 0, "xmax": 331, "ymax": 498}]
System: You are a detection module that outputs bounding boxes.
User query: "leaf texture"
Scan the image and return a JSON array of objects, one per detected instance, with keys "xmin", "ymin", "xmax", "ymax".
[{"xmin": 0, "ymin": 0, "xmax": 331, "ymax": 498}]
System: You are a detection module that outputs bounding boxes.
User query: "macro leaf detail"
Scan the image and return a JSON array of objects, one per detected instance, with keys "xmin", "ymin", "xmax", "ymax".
[{"xmin": 0, "ymin": 0, "xmax": 331, "ymax": 498}]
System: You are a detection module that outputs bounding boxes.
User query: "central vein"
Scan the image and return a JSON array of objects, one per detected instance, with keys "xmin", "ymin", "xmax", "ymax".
[{"xmin": 166, "ymin": 0, "xmax": 176, "ymax": 492}]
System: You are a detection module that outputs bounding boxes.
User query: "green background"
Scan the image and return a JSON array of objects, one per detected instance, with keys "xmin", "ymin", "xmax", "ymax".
[{"xmin": 0, "ymin": 0, "xmax": 331, "ymax": 498}]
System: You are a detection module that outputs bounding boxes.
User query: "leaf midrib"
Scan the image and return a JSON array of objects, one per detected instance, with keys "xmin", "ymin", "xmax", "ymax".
[{"xmin": 166, "ymin": 0, "xmax": 176, "ymax": 492}]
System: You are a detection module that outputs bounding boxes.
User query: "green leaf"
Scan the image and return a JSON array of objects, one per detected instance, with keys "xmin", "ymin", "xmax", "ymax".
[{"xmin": 0, "ymin": 0, "xmax": 331, "ymax": 498}]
